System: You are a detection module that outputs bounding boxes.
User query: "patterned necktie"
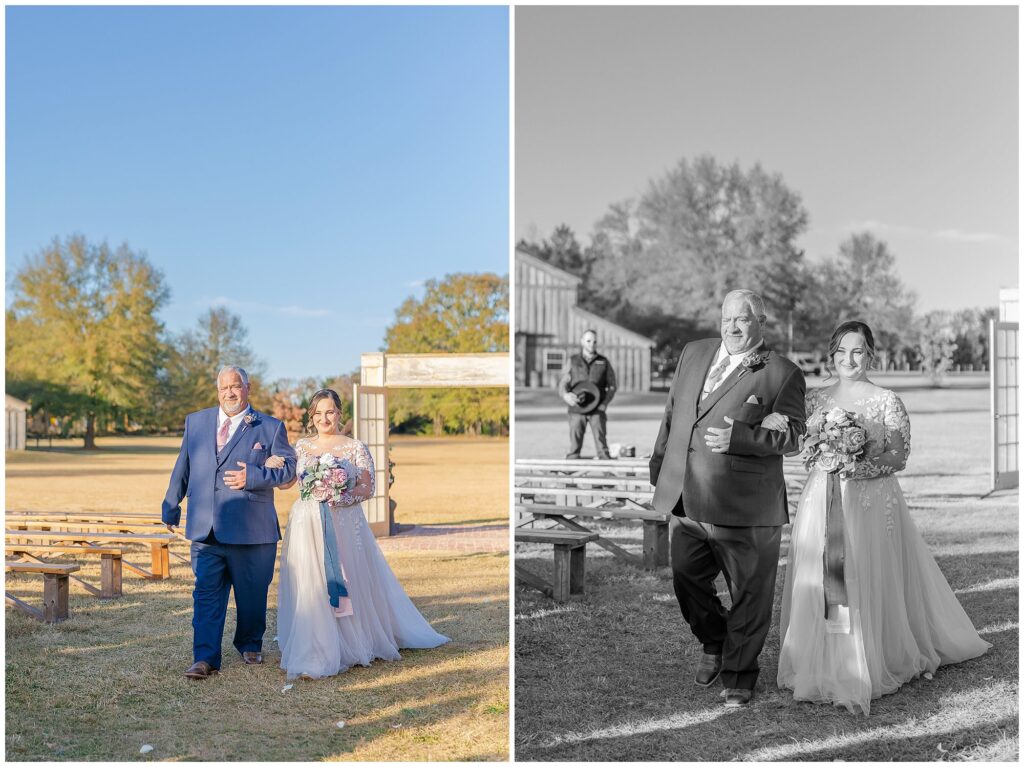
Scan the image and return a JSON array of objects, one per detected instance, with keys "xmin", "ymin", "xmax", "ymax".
[
  {"xmin": 702, "ymin": 357, "xmax": 730, "ymax": 400},
  {"xmin": 217, "ymin": 417, "xmax": 231, "ymax": 452}
]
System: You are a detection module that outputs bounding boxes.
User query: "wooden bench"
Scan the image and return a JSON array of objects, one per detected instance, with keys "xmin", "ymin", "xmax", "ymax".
[
  {"xmin": 514, "ymin": 528, "xmax": 598, "ymax": 602},
  {"xmin": 6, "ymin": 544, "xmax": 123, "ymax": 598},
  {"xmin": 5, "ymin": 561, "xmax": 81, "ymax": 622},
  {"xmin": 5, "ymin": 530, "xmax": 176, "ymax": 580},
  {"xmin": 516, "ymin": 458, "xmax": 649, "ymax": 473},
  {"xmin": 518, "ymin": 503, "xmax": 670, "ymax": 569}
]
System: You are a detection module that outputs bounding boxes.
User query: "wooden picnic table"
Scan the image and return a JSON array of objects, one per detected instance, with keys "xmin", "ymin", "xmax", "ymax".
[
  {"xmin": 5, "ymin": 530, "xmax": 177, "ymax": 580},
  {"xmin": 515, "ymin": 458, "xmax": 649, "ymax": 476},
  {"xmin": 518, "ymin": 502, "xmax": 670, "ymax": 569},
  {"xmin": 515, "ymin": 484, "xmax": 654, "ymax": 504}
]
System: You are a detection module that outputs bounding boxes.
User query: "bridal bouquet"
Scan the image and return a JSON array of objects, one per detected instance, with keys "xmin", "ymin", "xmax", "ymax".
[
  {"xmin": 299, "ymin": 453, "xmax": 359, "ymax": 504},
  {"xmin": 801, "ymin": 407, "xmax": 868, "ymax": 476}
]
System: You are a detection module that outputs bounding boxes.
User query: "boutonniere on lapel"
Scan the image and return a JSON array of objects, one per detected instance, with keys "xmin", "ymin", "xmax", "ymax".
[
  {"xmin": 243, "ymin": 411, "xmax": 260, "ymax": 427},
  {"xmin": 740, "ymin": 349, "xmax": 771, "ymax": 371}
]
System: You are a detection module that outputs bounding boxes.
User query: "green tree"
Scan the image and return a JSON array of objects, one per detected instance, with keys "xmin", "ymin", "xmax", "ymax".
[
  {"xmin": 583, "ymin": 154, "xmax": 809, "ymax": 359},
  {"xmin": 159, "ymin": 307, "xmax": 267, "ymax": 427},
  {"xmin": 384, "ymin": 273, "xmax": 508, "ymax": 436},
  {"xmin": 916, "ymin": 311, "xmax": 959, "ymax": 385},
  {"xmin": 6, "ymin": 235, "xmax": 169, "ymax": 448},
  {"xmin": 517, "ymin": 224, "xmax": 591, "ymax": 279},
  {"xmin": 808, "ymin": 232, "xmax": 917, "ymax": 359},
  {"xmin": 949, "ymin": 307, "xmax": 998, "ymax": 370}
]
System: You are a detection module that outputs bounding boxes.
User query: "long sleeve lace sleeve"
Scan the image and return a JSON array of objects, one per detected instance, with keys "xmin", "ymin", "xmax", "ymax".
[
  {"xmin": 334, "ymin": 441, "xmax": 376, "ymax": 507},
  {"xmin": 847, "ymin": 391, "xmax": 911, "ymax": 479}
]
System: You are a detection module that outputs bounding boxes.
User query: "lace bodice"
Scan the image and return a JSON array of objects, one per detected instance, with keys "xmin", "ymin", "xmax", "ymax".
[
  {"xmin": 295, "ymin": 437, "xmax": 376, "ymax": 506},
  {"xmin": 806, "ymin": 386, "xmax": 911, "ymax": 479}
]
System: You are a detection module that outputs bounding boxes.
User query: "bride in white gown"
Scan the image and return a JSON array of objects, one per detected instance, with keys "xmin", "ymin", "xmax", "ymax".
[
  {"xmin": 269, "ymin": 388, "xmax": 449, "ymax": 680},
  {"xmin": 763, "ymin": 321, "xmax": 989, "ymax": 715}
]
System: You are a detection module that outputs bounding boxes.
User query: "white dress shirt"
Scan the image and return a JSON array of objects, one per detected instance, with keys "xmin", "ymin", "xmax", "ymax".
[
  {"xmin": 703, "ymin": 340, "xmax": 765, "ymax": 396},
  {"xmin": 217, "ymin": 406, "xmax": 250, "ymax": 445}
]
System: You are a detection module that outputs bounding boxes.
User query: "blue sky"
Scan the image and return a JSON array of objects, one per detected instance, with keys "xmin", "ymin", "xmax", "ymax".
[
  {"xmin": 7, "ymin": 5, "xmax": 509, "ymax": 381},
  {"xmin": 516, "ymin": 6, "xmax": 1017, "ymax": 313}
]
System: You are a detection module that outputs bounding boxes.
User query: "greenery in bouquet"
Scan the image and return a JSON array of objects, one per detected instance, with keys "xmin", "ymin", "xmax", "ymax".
[
  {"xmin": 299, "ymin": 452, "xmax": 359, "ymax": 503},
  {"xmin": 801, "ymin": 406, "xmax": 868, "ymax": 475}
]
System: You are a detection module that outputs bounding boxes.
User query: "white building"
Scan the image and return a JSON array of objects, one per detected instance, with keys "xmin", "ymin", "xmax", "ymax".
[{"xmin": 6, "ymin": 395, "xmax": 30, "ymax": 450}]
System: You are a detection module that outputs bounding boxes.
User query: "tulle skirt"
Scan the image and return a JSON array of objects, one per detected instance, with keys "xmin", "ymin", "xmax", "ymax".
[
  {"xmin": 276, "ymin": 499, "xmax": 449, "ymax": 680},
  {"xmin": 777, "ymin": 471, "xmax": 990, "ymax": 715}
]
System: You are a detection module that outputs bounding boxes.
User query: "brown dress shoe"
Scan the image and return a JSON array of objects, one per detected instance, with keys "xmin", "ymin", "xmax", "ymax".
[
  {"xmin": 184, "ymin": 661, "xmax": 218, "ymax": 680},
  {"xmin": 242, "ymin": 651, "xmax": 263, "ymax": 665},
  {"xmin": 694, "ymin": 653, "xmax": 722, "ymax": 687}
]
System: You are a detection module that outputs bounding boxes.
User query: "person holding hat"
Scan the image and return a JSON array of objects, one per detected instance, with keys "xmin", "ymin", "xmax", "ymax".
[{"xmin": 558, "ymin": 329, "xmax": 617, "ymax": 459}]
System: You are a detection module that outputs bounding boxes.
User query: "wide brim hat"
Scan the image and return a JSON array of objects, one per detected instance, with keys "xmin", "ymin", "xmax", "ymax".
[{"xmin": 570, "ymin": 380, "xmax": 601, "ymax": 414}]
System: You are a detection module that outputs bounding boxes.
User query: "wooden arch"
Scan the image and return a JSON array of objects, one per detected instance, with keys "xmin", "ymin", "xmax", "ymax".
[{"xmin": 353, "ymin": 352, "xmax": 509, "ymax": 536}]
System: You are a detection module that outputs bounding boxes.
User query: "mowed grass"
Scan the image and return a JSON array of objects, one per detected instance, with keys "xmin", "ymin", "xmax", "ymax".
[
  {"xmin": 514, "ymin": 383, "xmax": 1018, "ymax": 761},
  {"xmin": 5, "ymin": 436, "xmax": 509, "ymax": 761}
]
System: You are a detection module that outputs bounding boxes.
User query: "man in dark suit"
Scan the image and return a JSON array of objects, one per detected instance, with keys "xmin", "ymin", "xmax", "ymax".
[
  {"xmin": 558, "ymin": 329, "xmax": 617, "ymax": 459},
  {"xmin": 162, "ymin": 365, "xmax": 296, "ymax": 679},
  {"xmin": 650, "ymin": 290, "xmax": 805, "ymax": 707}
]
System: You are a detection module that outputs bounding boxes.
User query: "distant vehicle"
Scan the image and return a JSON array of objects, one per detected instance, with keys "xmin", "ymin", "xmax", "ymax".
[{"xmin": 791, "ymin": 352, "xmax": 824, "ymax": 376}]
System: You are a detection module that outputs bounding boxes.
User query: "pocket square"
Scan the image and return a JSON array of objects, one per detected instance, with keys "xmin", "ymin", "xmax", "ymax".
[
  {"xmin": 745, "ymin": 395, "xmax": 761, "ymax": 405},
  {"xmin": 253, "ymin": 442, "xmax": 263, "ymax": 450}
]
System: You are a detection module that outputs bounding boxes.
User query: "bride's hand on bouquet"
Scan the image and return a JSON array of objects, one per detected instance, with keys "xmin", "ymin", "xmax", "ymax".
[
  {"xmin": 760, "ymin": 412, "xmax": 789, "ymax": 432},
  {"xmin": 265, "ymin": 455, "xmax": 286, "ymax": 469}
]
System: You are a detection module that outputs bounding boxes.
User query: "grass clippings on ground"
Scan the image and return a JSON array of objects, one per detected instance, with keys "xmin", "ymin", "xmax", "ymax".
[
  {"xmin": 514, "ymin": 382, "xmax": 1018, "ymax": 762},
  {"xmin": 6, "ymin": 436, "xmax": 509, "ymax": 762}
]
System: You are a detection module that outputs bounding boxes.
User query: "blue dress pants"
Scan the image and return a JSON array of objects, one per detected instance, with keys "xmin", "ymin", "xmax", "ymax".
[{"xmin": 190, "ymin": 534, "xmax": 277, "ymax": 669}]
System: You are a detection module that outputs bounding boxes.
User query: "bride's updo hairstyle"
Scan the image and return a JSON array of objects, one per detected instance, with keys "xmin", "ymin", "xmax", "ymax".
[
  {"xmin": 825, "ymin": 320, "xmax": 876, "ymax": 379},
  {"xmin": 305, "ymin": 388, "xmax": 344, "ymax": 436}
]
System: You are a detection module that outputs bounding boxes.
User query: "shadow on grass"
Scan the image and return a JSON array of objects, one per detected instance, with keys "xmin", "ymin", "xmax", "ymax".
[
  {"xmin": 7, "ymin": 556, "xmax": 508, "ymax": 761},
  {"xmin": 515, "ymin": 514, "xmax": 1018, "ymax": 762}
]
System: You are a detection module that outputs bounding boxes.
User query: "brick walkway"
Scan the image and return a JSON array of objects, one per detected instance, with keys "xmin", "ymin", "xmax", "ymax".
[{"xmin": 376, "ymin": 523, "xmax": 508, "ymax": 553}]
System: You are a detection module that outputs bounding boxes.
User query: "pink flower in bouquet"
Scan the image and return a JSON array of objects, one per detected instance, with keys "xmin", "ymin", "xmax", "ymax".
[
  {"xmin": 816, "ymin": 451, "xmax": 842, "ymax": 473},
  {"xmin": 312, "ymin": 481, "xmax": 332, "ymax": 502},
  {"xmin": 840, "ymin": 426, "xmax": 867, "ymax": 454},
  {"xmin": 328, "ymin": 467, "xmax": 349, "ymax": 486}
]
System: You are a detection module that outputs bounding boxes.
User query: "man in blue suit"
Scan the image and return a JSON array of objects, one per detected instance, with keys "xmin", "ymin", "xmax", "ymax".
[{"xmin": 162, "ymin": 365, "xmax": 296, "ymax": 680}]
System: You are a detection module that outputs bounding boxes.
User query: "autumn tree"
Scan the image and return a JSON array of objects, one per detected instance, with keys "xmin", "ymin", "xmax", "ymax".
[
  {"xmin": 384, "ymin": 273, "xmax": 508, "ymax": 436},
  {"xmin": 6, "ymin": 235, "xmax": 169, "ymax": 448},
  {"xmin": 269, "ymin": 373, "xmax": 357, "ymax": 439}
]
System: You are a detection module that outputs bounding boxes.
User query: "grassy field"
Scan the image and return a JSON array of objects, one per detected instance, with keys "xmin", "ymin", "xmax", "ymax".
[
  {"xmin": 514, "ymin": 383, "xmax": 1018, "ymax": 761},
  {"xmin": 5, "ymin": 436, "xmax": 509, "ymax": 762}
]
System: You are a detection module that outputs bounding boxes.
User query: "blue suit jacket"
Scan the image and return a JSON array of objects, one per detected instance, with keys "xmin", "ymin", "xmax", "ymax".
[{"xmin": 161, "ymin": 407, "xmax": 297, "ymax": 544}]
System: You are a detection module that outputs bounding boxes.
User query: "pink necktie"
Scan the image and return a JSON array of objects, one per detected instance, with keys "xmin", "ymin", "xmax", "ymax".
[
  {"xmin": 217, "ymin": 418, "xmax": 231, "ymax": 452},
  {"xmin": 702, "ymin": 358, "xmax": 730, "ymax": 400}
]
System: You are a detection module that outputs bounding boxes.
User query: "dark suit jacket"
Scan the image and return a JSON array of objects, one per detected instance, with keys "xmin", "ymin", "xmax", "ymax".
[
  {"xmin": 161, "ymin": 407, "xmax": 297, "ymax": 544},
  {"xmin": 650, "ymin": 339, "xmax": 805, "ymax": 526}
]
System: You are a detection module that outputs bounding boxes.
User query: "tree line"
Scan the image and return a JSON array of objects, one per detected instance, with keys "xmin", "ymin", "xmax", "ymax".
[
  {"xmin": 518, "ymin": 154, "xmax": 996, "ymax": 380},
  {"xmin": 6, "ymin": 235, "xmax": 508, "ymax": 448}
]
